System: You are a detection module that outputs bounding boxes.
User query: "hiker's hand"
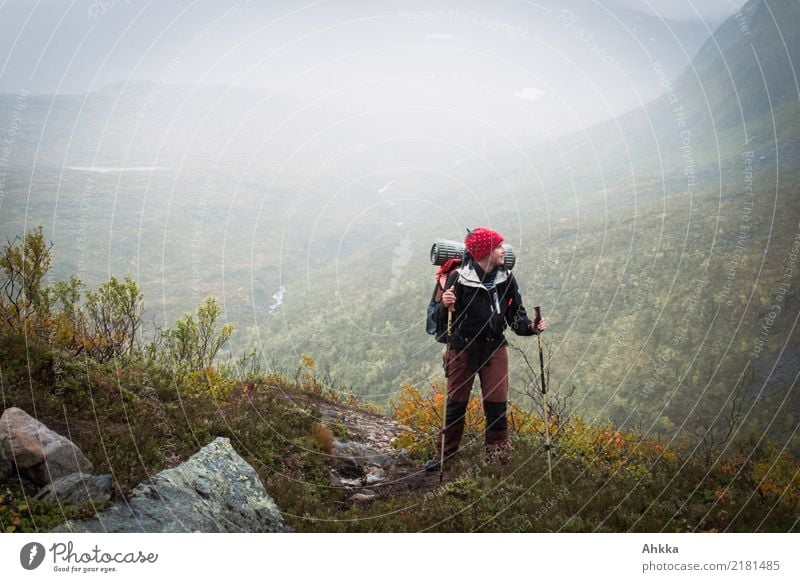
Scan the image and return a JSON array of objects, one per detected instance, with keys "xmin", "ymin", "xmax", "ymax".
[
  {"xmin": 532, "ymin": 318, "xmax": 547, "ymax": 334},
  {"xmin": 442, "ymin": 286, "xmax": 456, "ymax": 309}
]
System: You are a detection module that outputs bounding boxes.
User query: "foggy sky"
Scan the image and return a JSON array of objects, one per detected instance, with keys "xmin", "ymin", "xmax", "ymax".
[{"xmin": 0, "ymin": 0, "xmax": 741, "ymax": 135}]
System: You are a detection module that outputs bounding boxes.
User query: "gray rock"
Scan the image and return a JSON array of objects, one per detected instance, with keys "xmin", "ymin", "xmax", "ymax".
[
  {"xmin": 0, "ymin": 407, "xmax": 93, "ymax": 486},
  {"xmin": 393, "ymin": 451, "xmax": 413, "ymax": 466},
  {"xmin": 348, "ymin": 492, "xmax": 377, "ymax": 503},
  {"xmin": 332, "ymin": 440, "xmax": 393, "ymax": 470},
  {"xmin": 328, "ymin": 470, "xmax": 344, "ymax": 488},
  {"xmin": 34, "ymin": 473, "xmax": 113, "ymax": 505},
  {"xmin": 330, "ymin": 452, "xmax": 362, "ymax": 479},
  {"xmin": 53, "ymin": 437, "xmax": 290, "ymax": 533},
  {"xmin": 365, "ymin": 468, "xmax": 387, "ymax": 486}
]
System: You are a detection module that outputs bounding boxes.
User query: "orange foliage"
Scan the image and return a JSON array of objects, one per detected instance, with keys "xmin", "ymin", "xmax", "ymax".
[
  {"xmin": 753, "ymin": 450, "xmax": 800, "ymax": 507},
  {"xmin": 714, "ymin": 489, "xmax": 732, "ymax": 503},
  {"xmin": 309, "ymin": 422, "xmax": 334, "ymax": 454},
  {"xmin": 388, "ymin": 385, "xmax": 796, "ymax": 494},
  {"xmin": 390, "ymin": 383, "xmax": 491, "ymax": 456}
]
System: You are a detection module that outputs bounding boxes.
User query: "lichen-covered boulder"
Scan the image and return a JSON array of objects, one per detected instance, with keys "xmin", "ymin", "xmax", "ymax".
[
  {"xmin": 34, "ymin": 472, "xmax": 113, "ymax": 505},
  {"xmin": 54, "ymin": 437, "xmax": 289, "ymax": 532}
]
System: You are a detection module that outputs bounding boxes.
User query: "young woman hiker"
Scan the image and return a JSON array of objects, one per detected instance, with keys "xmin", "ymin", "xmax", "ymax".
[{"xmin": 425, "ymin": 227, "xmax": 547, "ymax": 472}]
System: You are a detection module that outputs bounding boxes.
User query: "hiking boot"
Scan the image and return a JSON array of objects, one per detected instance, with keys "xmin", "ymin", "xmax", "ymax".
[
  {"xmin": 425, "ymin": 442, "xmax": 461, "ymax": 473},
  {"xmin": 485, "ymin": 429, "xmax": 511, "ymax": 465},
  {"xmin": 424, "ymin": 458, "xmax": 441, "ymax": 472},
  {"xmin": 485, "ymin": 443, "xmax": 512, "ymax": 465}
]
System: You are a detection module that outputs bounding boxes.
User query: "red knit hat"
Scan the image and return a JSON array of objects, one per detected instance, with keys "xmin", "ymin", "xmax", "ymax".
[{"xmin": 465, "ymin": 227, "xmax": 504, "ymax": 261}]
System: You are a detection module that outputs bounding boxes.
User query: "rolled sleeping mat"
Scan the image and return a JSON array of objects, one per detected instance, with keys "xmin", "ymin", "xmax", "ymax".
[{"xmin": 430, "ymin": 239, "xmax": 516, "ymax": 270}]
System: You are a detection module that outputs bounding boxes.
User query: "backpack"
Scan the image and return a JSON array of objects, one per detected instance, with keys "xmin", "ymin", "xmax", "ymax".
[{"xmin": 425, "ymin": 258, "xmax": 461, "ymax": 343}]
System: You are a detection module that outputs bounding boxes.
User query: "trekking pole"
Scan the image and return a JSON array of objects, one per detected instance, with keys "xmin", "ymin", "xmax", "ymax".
[
  {"xmin": 440, "ymin": 305, "xmax": 453, "ymax": 483},
  {"xmin": 535, "ymin": 306, "xmax": 552, "ymax": 483}
]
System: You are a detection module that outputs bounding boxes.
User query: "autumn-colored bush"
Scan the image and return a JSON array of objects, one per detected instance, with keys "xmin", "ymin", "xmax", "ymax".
[
  {"xmin": 309, "ymin": 422, "xmax": 335, "ymax": 454},
  {"xmin": 390, "ymin": 382, "xmax": 484, "ymax": 457},
  {"xmin": 752, "ymin": 447, "xmax": 800, "ymax": 507},
  {"xmin": 390, "ymin": 383, "xmax": 689, "ymax": 482}
]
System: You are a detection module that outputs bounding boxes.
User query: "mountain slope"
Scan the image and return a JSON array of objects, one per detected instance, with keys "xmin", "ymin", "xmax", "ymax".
[{"xmin": 252, "ymin": 0, "xmax": 800, "ymax": 454}]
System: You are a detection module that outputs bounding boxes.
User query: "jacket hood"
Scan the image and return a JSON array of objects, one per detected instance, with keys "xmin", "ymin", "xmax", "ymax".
[{"xmin": 457, "ymin": 262, "xmax": 509, "ymax": 288}]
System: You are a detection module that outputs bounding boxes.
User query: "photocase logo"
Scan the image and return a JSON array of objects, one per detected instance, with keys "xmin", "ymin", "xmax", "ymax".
[{"xmin": 20, "ymin": 542, "xmax": 46, "ymax": 570}]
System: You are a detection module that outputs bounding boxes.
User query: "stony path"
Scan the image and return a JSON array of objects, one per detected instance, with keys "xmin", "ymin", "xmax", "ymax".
[
  {"xmin": 275, "ymin": 390, "xmax": 444, "ymax": 504},
  {"xmin": 313, "ymin": 399, "xmax": 412, "ymax": 454}
]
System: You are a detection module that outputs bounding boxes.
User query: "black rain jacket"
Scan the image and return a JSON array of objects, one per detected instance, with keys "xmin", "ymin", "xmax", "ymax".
[{"xmin": 434, "ymin": 261, "xmax": 537, "ymax": 371}]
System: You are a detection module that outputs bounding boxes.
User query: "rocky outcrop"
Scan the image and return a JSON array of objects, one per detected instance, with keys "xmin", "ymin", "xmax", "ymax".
[
  {"xmin": 332, "ymin": 440, "xmax": 394, "ymax": 473},
  {"xmin": 54, "ymin": 437, "xmax": 290, "ymax": 533},
  {"xmin": 291, "ymin": 396, "xmax": 421, "ymax": 506},
  {"xmin": 34, "ymin": 473, "xmax": 113, "ymax": 505},
  {"xmin": 329, "ymin": 439, "xmax": 416, "ymax": 505},
  {"xmin": 313, "ymin": 399, "xmax": 414, "ymax": 455},
  {"xmin": 0, "ymin": 407, "xmax": 92, "ymax": 486}
]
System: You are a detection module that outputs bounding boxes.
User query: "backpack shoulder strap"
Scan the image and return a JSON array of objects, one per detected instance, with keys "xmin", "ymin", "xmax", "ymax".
[{"xmin": 433, "ymin": 258, "xmax": 462, "ymax": 300}]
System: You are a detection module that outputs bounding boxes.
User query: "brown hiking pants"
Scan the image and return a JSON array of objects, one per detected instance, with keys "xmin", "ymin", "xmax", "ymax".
[
  {"xmin": 436, "ymin": 345, "xmax": 510, "ymax": 462},
  {"xmin": 443, "ymin": 345, "xmax": 509, "ymax": 403}
]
